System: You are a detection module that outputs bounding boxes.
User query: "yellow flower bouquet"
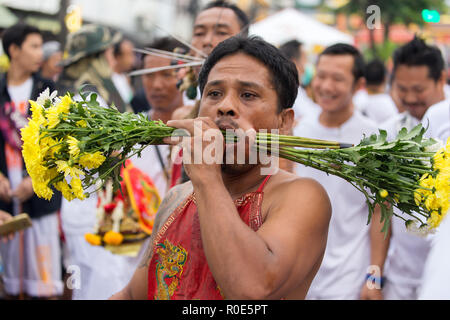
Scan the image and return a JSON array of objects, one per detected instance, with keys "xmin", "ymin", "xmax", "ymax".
[{"xmin": 21, "ymin": 90, "xmax": 449, "ymax": 236}]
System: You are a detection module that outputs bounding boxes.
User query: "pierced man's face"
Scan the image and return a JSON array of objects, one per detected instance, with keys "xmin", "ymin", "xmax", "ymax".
[{"xmin": 199, "ymin": 52, "xmax": 292, "ymax": 173}]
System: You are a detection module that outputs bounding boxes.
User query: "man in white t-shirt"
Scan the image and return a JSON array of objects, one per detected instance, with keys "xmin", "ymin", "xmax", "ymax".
[
  {"xmin": 0, "ymin": 23, "xmax": 63, "ymax": 299},
  {"xmin": 422, "ymin": 99, "xmax": 450, "ymax": 142},
  {"xmin": 379, "ymin": 37, "xmax": 447, "ymax": 300},
  {"xmin": 294, "ymin": 43, "xmax": 389, "ymax": 300},
  {"xmin": 358, "ymin": 59, "xmax": 398, "ymax": 124}
]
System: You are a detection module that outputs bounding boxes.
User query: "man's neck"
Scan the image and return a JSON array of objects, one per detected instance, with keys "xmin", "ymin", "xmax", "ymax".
[
  {"xmin": 113, "ymin": 65, "xmax": 123, "ymax": 74},
  {"xmin": 319, "ymin": 103, "xmax": 354, "ymax": 128},
  {"xmin": 150, "ymin": 109, "xmax": 174, "ymax": 124},
  {"xmin": 221, "ymin": 165, "xmax": 268, "ymax": 200},
  {"xmin": 40, "ymin": 69, "xmax": 53, "ymax": 81},
  {"xmin": 7, "ymin": 63, "xmax": 32, "ymax": 86},
  {"xmin": 366, "ymin": 85, "xmax": 385, "ymax": 95}
]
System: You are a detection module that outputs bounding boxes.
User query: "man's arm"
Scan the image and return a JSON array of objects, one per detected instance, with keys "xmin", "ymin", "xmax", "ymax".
[
  {"xmin": 109, "ymin": 182, "xmax": 193, "ymax": 300},
  {"xmin": 360, "ymin": 205, "xmax": 391, "ymax": 300},
  {"xmin": 195, "ymin": 176, "xmax": 331, "ymax": 299},
  {"xmin": 0, "ymin": 171, "xmax": 12, "ymax": 203}
]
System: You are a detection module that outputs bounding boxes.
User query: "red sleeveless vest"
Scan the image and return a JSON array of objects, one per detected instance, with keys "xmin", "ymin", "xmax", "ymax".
[{"xmin": 147, "ymin": 175, "xmax": 271, "ymax": 300}]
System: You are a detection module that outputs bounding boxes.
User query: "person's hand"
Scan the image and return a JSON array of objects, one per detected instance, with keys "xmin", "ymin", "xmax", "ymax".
[
  {"xmin": 360, "ymin": 279, "xmax": 384, "ymax": 300},
  {"xmin": 164, "ymin": 117, "xmax": 223, "ymax": 186},
  {"xmin": 0, "ymin": 209, "xmax": 15, "ymax": 242},
  {"xmin": 0, "ymin": 172, "xmax": 12, "ymax": 203},
  {"xmin": 12, "ymin": 177, "xmax": 34, "ymax": 203}
]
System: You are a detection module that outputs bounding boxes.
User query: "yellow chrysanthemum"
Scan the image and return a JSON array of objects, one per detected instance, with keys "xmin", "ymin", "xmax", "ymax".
[
  {"xmin": 435, "ymin": 173, "xmax": 450, "ymax": 196},
  {"xmin": 40, "ymin": 136, "xmax": 61, "ymax": 157},
  {"xmin": 21, "ymin": 119, "xmax": 49, "ymax": 183},
  {"xmin": 67, "ymin": 136, "xmax": 81, "ymax": 157},
  {"xmin": 427, "ymin": 210, "xmax": 443, "ymax": 229},
  {"xmin": 414, "ymin": 173, "xmax": 435, "ymax": 205},
  {"xmin": 46, "ymin": 106, "xmax": 61, "ymax": 128},
  {"xmin": 56, "ymin": 94, "xmax": 72, "ymax": 114},
  {"xmin": 55, "ymin": 180, "xmax": 76, "ymax": 201},
  {"xmin": 55, "ymin": 160, "xmax": 84, "ymax": 177},
  {"xmin": 20, "ymin": 119, "xmax": 41, "ymax": 146},
  {"xmin": 85, "ymin": 233, "xmax": 102, "ymax": 246},
  {"xmin": 70, "ymin": 177, "xmax": 85, "ymax": 200},
  {"xmin": 78, "ymin": 151, "xmax": 106, "ymax": 169},
  {"xmin": 29, "ymin": 100, "xmax": 46, "ymax": 125},
  {"xmin": 424, "ymin": 193, "xmax": 440, "ymax": 212},
  {"xmin": 31, "ymin": 180, "xmax": 53, "ymax": 200},
  {"xmin": 103, "ymin": 231, "xmax": 124, "ymax": 246},
  {"xmin": 76, "ymin": 120, "xmax": 87, "ymax": 128}
]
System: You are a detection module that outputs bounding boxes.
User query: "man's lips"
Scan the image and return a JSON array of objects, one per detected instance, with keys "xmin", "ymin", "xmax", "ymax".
[{"xmin": 150, "ymin": 95, "xmax": 166, "ymax": 101}]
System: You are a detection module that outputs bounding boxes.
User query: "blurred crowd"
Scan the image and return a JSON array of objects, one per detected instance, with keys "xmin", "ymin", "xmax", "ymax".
[{"xmin": 0, "ymin": 0, "xmax": 449, "ymax": 300}]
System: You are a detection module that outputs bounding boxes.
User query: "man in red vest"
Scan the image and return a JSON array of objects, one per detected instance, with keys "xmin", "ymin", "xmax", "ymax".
[{"xmin": 111, "ymin": 36, "xmax": 331, "ymax": 300}]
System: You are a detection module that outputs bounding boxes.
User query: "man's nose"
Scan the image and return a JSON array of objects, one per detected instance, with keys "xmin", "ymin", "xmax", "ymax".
[
  {"xmin": 403, "ymin": 90, "xmax": 418, "ymax": 104},
  {"xmin": 320, "ymin": 77, "xmax": 335, "ymax": 92},
  {"xmin": 217, "ymin": 97, "xmax": 239, "ymax": 118},
  {"xmin": 152, "ymin": 75, "xmax": 165, "ymax": 90},
  {"xmin": 202, "ymin": 31, "xmax": 214, "ymax": 51}
]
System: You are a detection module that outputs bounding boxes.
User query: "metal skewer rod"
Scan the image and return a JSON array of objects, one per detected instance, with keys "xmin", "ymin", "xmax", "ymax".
[
  {"xmin": 141, "ymin": 47, "xmax": 204, "ymax": 62},
  {"xmin": 151, "ymin": 23, "xmax": 208, "ymax": 59},
  {"xmin": 128, "ymin": 61, "xmax": 204, "ymax": 77},
  {"xmin": 134, "ymin": 48, "xmax": 195, "ymax": 63}
]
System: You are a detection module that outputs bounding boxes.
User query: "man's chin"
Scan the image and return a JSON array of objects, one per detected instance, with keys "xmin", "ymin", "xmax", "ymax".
[{"xmin": 220, "ymin": 163, "xmax": 256, "ymax": 175}]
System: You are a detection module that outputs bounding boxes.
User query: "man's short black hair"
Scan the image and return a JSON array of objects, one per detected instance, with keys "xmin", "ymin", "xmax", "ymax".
[
  {"xmin": 279, "ymin": 39, "xmax": 303, "ymax": 61},
  {"xmin": 365, "ymin": 59, "xmax": 386, "ymax": 86},
  {"xmin": 2, "ymin": 23, "xmax": 42, "ymax": 59},
  {"xmin": 319, "ymin": 43, "xmax": 365, "ymax": 82},
  {"xmin": 198, "ymin": 36, "xmax": 299, "ymax": 113},
  {"xmin": 141, "ymin": 37, "xmax": 189, "ymax": 65},
  {"xmin": 393, "ymin": 36, "xmax": 444, "ymax": 82},
  {"xmin": 202, "ymin": 0, "xmax": 250, "ymax": 37}
]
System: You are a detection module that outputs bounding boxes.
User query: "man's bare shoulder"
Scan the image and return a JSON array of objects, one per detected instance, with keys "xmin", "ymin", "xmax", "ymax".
[
  {"xmin": 263, "ymin": 170, "xmax": 331, "ymax": 223},
  {"xmin": 152, "ymin": 181, "xmax": 193, "ymax": 234}
]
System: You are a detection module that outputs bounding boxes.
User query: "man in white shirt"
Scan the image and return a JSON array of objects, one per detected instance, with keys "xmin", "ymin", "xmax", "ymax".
[
  {"xmin": 359, "ymin": 59, "xmax": 398, "ymax": 124},
  {"xmin": 379, "ymin": 37, "xmax": 447, "ymax": 300},
  {"xmin": 422, "ymin": 99, "xmax": 450, "ymax": 142},
  {"xmin": 294, "ymin": 43, "xmax": 388, "ymax": 300}
]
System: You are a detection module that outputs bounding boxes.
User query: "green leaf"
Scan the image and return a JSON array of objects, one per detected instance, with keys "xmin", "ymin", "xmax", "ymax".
[{"xmin": 402, "ymin": 124, "xmax": 424, "ymax": 141}]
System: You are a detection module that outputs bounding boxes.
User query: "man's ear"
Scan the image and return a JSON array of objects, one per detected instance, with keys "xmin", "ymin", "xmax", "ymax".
[
  {"xmin": 278, "ymin": 108, "xmax": 295, "ymax": 135},
  {"xmin": 353, "ymin": 77, "xmax": 366, "ymax": 95},
  {"xmin": 8, "ymin": 44, "xmax": 20, "ymax": 60},
  {"xmin": 438, "ymin": 70, "xmax": 447, "ymax": 88}
]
